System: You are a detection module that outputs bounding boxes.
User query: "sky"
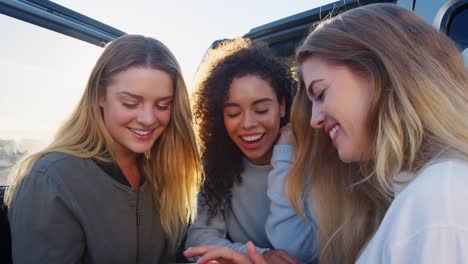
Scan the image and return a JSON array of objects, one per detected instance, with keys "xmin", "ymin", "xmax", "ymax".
[
  {"xmin": 0, "ymin": 0, "xmax": 334, "ymax": 143},
  {"xmin": 53, "ymin": 0, "xmax": 335, "ymax": 81}
]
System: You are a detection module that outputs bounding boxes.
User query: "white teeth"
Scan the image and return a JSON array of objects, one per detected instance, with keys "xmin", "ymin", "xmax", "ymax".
[
  {"xmin": 242, "ymin": 134, "xmax": 263, "ymax": 142},
  {"xmin": 329, "ymin": 126, "xmax": 339, "ymax": 140},
  {"xmin": 130, "ymin": 128, "xmax": 151, "ymax": 136}
]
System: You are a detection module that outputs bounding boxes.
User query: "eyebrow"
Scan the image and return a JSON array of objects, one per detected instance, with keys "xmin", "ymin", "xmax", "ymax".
[
  {"xmin": 306, "ymin": 79, "xmax": 324, "ymax": 99},
  {"xmin": 117, "ymin": 91, "xmax": 173, "ymax": 102},
  {"xmin": 156, "ymin": 96, "xmax": 174, "ymax": 102},
  {"xmin": 118, "ymin": 91, "xmax": 143, "ymax": 100},
  {"xmin": 224, "ymin": 98, "xmax": 273, "ymax": 108}
]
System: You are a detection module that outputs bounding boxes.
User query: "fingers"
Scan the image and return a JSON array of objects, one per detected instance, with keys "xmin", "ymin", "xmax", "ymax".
[
  {"xmin": 183, "ymin": 245, "xmax": 224, "ymax": 258},
  {"xmin": 280, "ymin": 123, "xmax": 291, "ymax": 135},
  {"xmin": 183, "ymin": 243, "xmax": 269, "ymax": 264},
  {"xmin": 246, "ymin": 242, "xmax": 267, "ymax": 264},
  {"xmin": 189, "ymin": 246, "xmax": 252, "ymax": 264},
  {"xmin": 277, "ymin": 123, "xmax": 293, "ymax": 145},
  {"xmin": 282, "ymin": 123, "xmax": 291, "ymax": 130}
]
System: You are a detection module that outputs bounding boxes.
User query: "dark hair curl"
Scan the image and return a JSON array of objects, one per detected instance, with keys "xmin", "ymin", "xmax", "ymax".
[{"xmin": 192, "ymin": 38, "xmax": 296, "ymax": 222}]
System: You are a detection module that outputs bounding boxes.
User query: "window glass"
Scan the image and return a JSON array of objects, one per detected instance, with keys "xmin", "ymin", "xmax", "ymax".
[
  {"xmin": 0, "ymin": 14, "xmax": 102, "ymax": 185},
  {"xmin": 447, "ymin": 5, "xmax": 468, "ymax": 65}
]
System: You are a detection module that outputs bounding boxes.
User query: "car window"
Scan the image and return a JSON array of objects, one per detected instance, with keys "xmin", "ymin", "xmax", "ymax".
[
  {"xmin": 0, "ymin": 14, "xmax": 102, "ymax": 185},
  {"xmin": 447, "ymin": 5, "xmax": 468, "ymax": 65}
]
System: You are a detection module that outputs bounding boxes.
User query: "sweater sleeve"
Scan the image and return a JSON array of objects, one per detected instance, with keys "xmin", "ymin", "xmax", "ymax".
[
  {"xmin": 9, "ymin": 169, "xmax": 85, "ymax": 264},
  {"xmin": 265, "ymin": 144, "xmax": 318, "ymax": 263},
  {"xmin": 185, "ymin": 198, "xmax": 269, "ymax": 255}
]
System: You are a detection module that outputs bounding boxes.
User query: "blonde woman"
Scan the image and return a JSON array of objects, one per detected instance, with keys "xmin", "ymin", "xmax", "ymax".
[
  {"xmin": 185, "ymin": 3, "xmax": 468, "ymax": 264},
  {"xmin": 4, "ymin": 35, "xmax": 202, "ymax": 263},
  {"xmin": 289, "ymin": 3, "xmax": 468, "ymax": 264}
]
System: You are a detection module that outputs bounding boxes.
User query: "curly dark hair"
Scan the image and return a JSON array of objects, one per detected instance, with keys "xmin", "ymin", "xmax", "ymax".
[{"xmin": 192, "ymin": 38, "xmax": 296, "ymax": 222}]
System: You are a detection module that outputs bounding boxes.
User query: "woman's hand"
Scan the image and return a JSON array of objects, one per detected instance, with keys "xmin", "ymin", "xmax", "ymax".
[
  {"xmin": 183, "ymin": 241, "xmax": 266, "ymax": 264},
  {"xmin": 276, "ymin": 123, "xmax": 292, "ymax": 145}
]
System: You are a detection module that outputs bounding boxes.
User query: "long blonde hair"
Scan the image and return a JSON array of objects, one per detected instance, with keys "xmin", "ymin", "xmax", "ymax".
[
  {"xmin": 4, "ymin": 35, "xmax": 202, "ymax": 251},
  {"xmin": 287, "ymin": 3, "xmax": 468, "ymax": 263}
]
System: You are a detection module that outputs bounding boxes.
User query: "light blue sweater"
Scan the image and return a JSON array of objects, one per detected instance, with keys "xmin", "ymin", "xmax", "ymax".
[
  {"xmin": 266, "ymin": 144, "xmax": 318, "ymax": 263},
  {"xmin": 186, "ymin": 145, "xmax": 317, "ymax": 263}
]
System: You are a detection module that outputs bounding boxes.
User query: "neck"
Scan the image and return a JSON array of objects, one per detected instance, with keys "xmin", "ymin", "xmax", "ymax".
[
  {"xmin": 115, "ymin": 154, "xmax": 137, "ymax": 169},
  {"xmin": 115, "ymin": 153, "xmax": 141, "ymax": 189}
]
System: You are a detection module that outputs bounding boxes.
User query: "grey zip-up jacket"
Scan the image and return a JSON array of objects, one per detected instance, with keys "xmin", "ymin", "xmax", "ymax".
[{"xmin": 9, "ymin": 152, "xmax": 168, "ymax": 264}]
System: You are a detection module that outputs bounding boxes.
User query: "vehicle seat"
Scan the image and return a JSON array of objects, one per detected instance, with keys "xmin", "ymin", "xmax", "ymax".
[{"xmin": 0, "ymin": 186, "xmax": 12, "ymax": 264}]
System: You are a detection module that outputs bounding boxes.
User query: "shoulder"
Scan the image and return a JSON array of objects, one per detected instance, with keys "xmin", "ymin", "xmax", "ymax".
[
  {"xmin": 27, "ymin": 152, "xmax": 91, "ymax": 183},
  {"xmin": 359, "ymin": 160, "xmax": 468, "ymax": 260},
  {"xmin": 418, "ymin": 159, "xmax": 468, "ymax": 182},
  {"xmin": 402, "ymin": 159, "xmax": 468, "ymax": 201},
  {"xmin": 386, "ymin": 159, "xmax": 468, "ymax": 228},
  {"xmin": 272, "ymin": 144, "xmax": 292, "ymax": 161},
  {"xmin": 398, "ymin": 159, "xmax": 468, "ymax": 195},
  {"xmin": 32, "ymin": 152, "xmax": 87, "ymax": 173},
  {"xmin": 13, "ymin": 153, "xmax": 84, "ymax": 204}
]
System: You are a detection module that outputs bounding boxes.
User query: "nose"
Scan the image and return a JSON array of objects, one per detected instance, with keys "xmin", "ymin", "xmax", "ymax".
[
  {"xmin": 137, "ymin": 105, "xmax": 157, "ymax": 127},
  {"xmin": 310, "ymin": 102, "xmax": 325, "ymax": 128},
  {"xmin": 241, "ymin": 111, "xmax": 257, "ymax": 129}
]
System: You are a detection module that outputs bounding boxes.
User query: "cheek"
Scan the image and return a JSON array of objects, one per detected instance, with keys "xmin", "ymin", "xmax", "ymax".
[
  {"xmin": 321, "ymin": 91, "xmax": 337, "ymax": 115},
  {"xmin": 352, "ymin": 97, "xmax": 373, "ymax": 140},
  {"xmin": 223, "ymin": 117, "xmax": 235, "ymax": 135},
  {"xmin": 103, "ymin": 104, "xmax": 134, "ymax": 126},
  {"xmin": 262, "ymin": 112, "xmax": 281, "ymax": 132},
  {"xmin": 223, "ymin": 116, "xmax": 241, "ymax": 141},
  {"xmin": 156, "ymin": 110, "xmax": 172, "ymax": 126}
]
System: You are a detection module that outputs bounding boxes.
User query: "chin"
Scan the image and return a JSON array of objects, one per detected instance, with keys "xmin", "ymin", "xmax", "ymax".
[
  {"xmin": 339, "ymin": 157, "xmax": 354, "ymax": 163},
  {"xmin": 129, "ymin": 145, "xmax": 152, "ymax": 154},
  {"xmin": 337, "ymin": 150, "xmax": 354, "ymax": 163},
  {"xmin": 338, "ymin": 152, "xmax": 365, "ymax": 163},
  {"xmin": 244, "ymin": 152, "xmax": 261, "ymax": 161}
]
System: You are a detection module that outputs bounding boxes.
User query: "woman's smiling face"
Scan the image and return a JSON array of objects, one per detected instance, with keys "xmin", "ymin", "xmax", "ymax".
[
  {"xmin": 99, "ymin": 66, "xmax": 173, "ymax": 160},
  {"xmin": 301, "ymin": 56, "xmax": 373, "ymax": 163},
  {"xmin": 223, "ymin": 74, "xmax": 285, "ymax": 165}
]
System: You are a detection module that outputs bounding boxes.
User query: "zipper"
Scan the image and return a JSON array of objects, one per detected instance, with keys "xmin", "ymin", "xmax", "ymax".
[{"xmin": 136, "ymin": 189, "xmax": 140, "ymax": 264}]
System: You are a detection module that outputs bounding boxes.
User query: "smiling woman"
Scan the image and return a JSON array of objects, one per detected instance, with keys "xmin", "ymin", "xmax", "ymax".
[
  {"xmin": 302, "ymin": 57, "xmax": 373, "ymax": 163},
  {"xmin": 223, "ymin": 75, "xmax": 285, "ymax": 165},
  {"xmin": 4, "ymin": 35, "xmax": 202, "ymax": 263},
  {"xmin": 186, "ymin": 38, "xmax": 317, "ymax": 263},
  {"xmin": 288, "ymin": 3, "xmax": 468, "ymax": 263},
  {"xmin": 99, "ymin": 67, "xmax": 174, "ymax": 187}
]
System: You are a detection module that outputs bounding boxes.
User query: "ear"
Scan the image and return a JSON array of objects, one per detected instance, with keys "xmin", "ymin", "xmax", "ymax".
[{"xmin": 280, "ymin": 97, "xmax": 286, "ymax": 118}]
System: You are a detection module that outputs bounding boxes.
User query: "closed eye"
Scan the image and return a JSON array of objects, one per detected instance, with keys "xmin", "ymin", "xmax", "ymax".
[
  {"xmin": 313, "ymin": 88, "xmax": 327, "ymax": 103},
  {"xmin": 316, "ymin": 90, "xmax": 325, "ymax": 102},
  {"xmin": 155, "ymin": 99, "xmax": 172, "ymax": 111},
  {"xmin": 122, "ymin": 102, "xmax": 138, "ymax": 108},
  {"xmin": 226, "ymin": 112, "xmax": 240, "ymax": 118},
  {"xmin": 155, "ymin": 105, "xmax": 170, "ymax": 111},
  {"xmin": 255, "ymin": 109, "xmax": 269, "ymax": 114}
]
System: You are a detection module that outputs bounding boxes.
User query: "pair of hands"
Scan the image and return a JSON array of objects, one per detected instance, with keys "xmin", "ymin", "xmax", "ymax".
[{"xmin": 183, "ymin": 241, "xmax": 300, "ymax": 264}]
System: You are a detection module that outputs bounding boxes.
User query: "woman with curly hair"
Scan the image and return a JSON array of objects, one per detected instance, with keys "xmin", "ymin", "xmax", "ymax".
[{"xmin": 185, "ymin": 38, "xmax": 317, "ymax": 263}]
